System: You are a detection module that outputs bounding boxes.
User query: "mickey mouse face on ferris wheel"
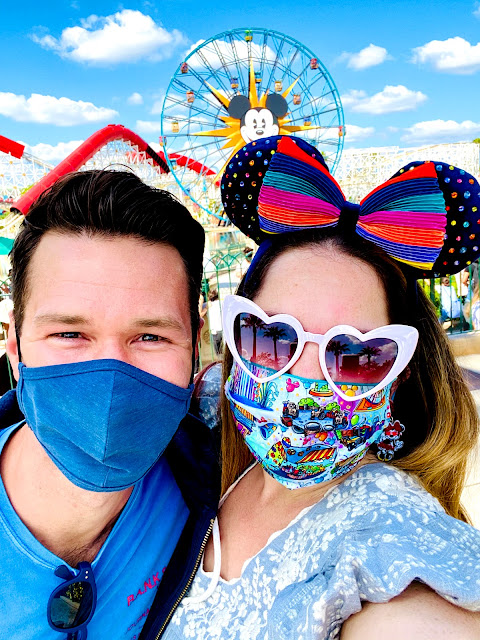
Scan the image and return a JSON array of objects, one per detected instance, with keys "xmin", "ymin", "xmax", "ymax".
[{"xmin": 228, "ymin": 94, "xmax": 289, "ymax": 144}]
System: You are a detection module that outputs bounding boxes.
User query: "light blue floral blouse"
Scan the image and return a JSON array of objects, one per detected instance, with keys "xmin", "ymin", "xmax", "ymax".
[{"xmin": 163, "ymin": 462, "xmax": 480, "ymax": 640}]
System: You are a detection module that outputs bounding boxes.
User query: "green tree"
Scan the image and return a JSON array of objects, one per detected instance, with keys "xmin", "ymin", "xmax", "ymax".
[
  {"xmin": 359, "ymin": 345, "xmax": 381, "ymax": 366},
  {"xmin": 326, "ymin": 340, "xmax": 350, "ymax": 378},
  {"xmin": 241, "ymin": 315, "xmax": 265, "ymax": 363},
  {"xmin": 263, "ymin": 325, "xmax": 287, "ymax": 366}
]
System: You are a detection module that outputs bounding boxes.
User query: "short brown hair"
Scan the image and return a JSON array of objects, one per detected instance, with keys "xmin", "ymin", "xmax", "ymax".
[{"xmin": 11, "ymin": 169, "xmax": 205, "ymax": 337}]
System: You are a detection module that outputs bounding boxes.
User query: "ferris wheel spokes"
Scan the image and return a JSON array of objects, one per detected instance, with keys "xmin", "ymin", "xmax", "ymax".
[{"xmin": 161, "ymin": 27, "xmax": 344, "ymax": 215}]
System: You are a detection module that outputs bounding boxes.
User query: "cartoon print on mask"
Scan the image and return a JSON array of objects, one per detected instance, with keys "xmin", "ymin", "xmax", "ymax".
[
  {"xmin": 225, "ymin": 363, "xmax": 400, "ymax": 489},
  {"xmin": 227, "ymin": 93, "xmax": 289, "ymax": 144},
  {"xmin": 376, "ymin": 419, "xmax": 405, "ymax": 461}
]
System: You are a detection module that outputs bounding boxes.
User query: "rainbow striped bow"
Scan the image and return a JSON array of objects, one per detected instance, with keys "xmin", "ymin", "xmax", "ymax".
[{"xmin": 258, "ymin": 136, "xmax": 447, "ymax": 270}]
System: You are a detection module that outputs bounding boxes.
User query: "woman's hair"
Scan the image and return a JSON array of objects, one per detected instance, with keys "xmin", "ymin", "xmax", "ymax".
[{"xmin": 220, "ymin": 228, "xmax": 479, "ymax": 523}]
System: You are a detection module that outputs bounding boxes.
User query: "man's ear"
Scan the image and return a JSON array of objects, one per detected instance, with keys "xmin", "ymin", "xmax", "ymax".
[{"xmin": 6, "ymin": 311, "xmax": 20, "ymax": 381}]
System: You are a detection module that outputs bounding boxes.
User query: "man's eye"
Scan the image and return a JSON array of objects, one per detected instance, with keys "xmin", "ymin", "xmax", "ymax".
[
  {"xmin": 53, "ymin": 332, "xmax": 81, "ymax": 339},
  {"xmin": 139, "ymin": 334, "xmax": 163, "ymax": 342}
]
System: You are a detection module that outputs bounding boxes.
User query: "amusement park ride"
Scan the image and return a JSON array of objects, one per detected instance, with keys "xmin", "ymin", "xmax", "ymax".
[
  {"xmin": 0, "ymin": 27, "xmax": 346, "ymax": 226},
  {"xmin": 1, "ymin": 27, "xmax": 479, "ymax": 228}
]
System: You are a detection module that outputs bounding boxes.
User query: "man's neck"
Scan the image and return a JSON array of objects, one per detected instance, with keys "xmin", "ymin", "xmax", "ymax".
[{"xmin": 0, "ymin": 425, "xmax": 133, "ymax": 566}]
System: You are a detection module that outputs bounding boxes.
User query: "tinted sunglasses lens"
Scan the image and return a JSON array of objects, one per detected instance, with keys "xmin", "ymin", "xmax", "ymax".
[
  {"xmin": 50, "ymin": 581, "xmax": 94, "ymax": 629},
  {"xmin": 325, "ymin": 335, "xmax": 398, "ymax": 392},
  {"xmin": 234, "ymin": 312, "xmax": 298, "ymax": 378}
]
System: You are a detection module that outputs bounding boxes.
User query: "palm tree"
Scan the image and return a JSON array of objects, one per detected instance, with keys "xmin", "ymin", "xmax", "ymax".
[
  {"xmin": 241, "ymin": 315, "xmax": 265, "ymax": 363},
  {"xmin": 359, "ymin": 345, "xmax": 381, "ymax": 367},
  {"xmin": 263, "ymin": 325, "xmax": 287, "ymax": 367},
  {"xmin": 326, "ymin": 340, "xmax": 350, "ymax": 379}
]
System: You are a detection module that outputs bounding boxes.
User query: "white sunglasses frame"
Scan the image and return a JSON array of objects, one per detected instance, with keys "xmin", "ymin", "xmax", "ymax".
[{"xmin": 222, "ymin": 294, "xmax": 419, "ymax": 402}]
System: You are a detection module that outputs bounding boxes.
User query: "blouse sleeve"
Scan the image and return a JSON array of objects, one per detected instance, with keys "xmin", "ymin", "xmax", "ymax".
[{"xmin": 310, "ymin": 504, "xmax": 480, "ymax": 638}]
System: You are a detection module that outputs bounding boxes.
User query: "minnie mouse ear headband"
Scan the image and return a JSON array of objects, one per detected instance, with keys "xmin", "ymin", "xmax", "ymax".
[{"xmin": 221, "ymin": 135, "xmax": 480, "ymax": 277}]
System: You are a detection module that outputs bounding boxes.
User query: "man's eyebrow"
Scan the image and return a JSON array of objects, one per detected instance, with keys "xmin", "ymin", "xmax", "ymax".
[
  {"xmin": 32, "ymin": 314, "xmax": 187, "ymax": 332},
  {"xmin": 33, "ymin": 314, "xmax": 89, "ymax": 326},
  {"xmin": 132, "ymin": 317, "xmax": 187, "ymax": 332}
]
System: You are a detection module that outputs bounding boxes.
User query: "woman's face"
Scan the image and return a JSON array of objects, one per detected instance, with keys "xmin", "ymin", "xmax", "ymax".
[{"xmin": 253, "ymin": 245, "xmax": 390, "ymax": 381}]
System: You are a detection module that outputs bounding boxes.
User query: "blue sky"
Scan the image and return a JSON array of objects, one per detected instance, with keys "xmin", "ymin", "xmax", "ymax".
[{"xmin": 2, "ymin": 0, "xmax": 480, "ymax": 165}]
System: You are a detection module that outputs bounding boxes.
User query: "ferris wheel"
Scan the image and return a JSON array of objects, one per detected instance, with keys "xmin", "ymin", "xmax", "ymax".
[{"xmin": 161, "ymin": 27, "xmax": 345, "ymax": 218}]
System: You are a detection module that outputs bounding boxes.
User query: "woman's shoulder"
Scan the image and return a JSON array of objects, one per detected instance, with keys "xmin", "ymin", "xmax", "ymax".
[
  {"xmin": 340, "ymin": 581, "xmax": 480, "ymax": 640},
  {"xmin": 320, "ymin": 461, "xmax": 444, "ymax": 519},
  {"xmin": 303, "ymin": 462, "xmax": 480, "ymax": 629},
  {"xmin": 318, "ymin": 461, "xmax": 480, "ymax": 568}
]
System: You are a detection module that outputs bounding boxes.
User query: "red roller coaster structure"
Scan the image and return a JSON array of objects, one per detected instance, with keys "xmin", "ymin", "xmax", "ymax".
[
  {"xmin": 6, "ymin": 124, "xmax": 219, "ymax": 217},
  {"xmin": 12, "ymin": 125, "xmax": 170, "ymax": 215}
]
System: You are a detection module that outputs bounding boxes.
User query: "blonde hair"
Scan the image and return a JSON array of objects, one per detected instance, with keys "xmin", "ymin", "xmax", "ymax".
[{"xmin": 220, "ymin": 231, "xmax": 479, "ymax": 524}]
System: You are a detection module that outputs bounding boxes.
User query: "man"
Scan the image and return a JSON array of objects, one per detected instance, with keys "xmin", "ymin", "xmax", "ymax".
[{"xmin": 0, "ymin": 170, "xmax": 219, "ymax": 639}]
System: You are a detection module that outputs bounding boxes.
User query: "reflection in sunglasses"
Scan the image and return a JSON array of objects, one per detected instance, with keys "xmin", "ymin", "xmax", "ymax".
[
  {"xmin": 235, "ymin": 313, "xmax": 398, "ymax": 388},
  {"xmin": 235, "ymin": 313, "xmax": 298, "ymax": 375},
  {"xmin": 325, "ymin": 335, "xmax": 397, "ymax": 385}
]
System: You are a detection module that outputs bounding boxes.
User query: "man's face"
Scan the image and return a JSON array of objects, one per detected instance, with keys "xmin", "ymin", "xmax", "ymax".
[{"xmin": 7, "ymin": 232, "xmax": 194, "ymax": 388}]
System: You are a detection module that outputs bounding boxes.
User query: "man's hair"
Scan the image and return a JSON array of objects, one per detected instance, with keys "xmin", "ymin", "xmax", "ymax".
[{"xmin": 11, "ymin": 169, "xmax": 205, "ymax": 338}]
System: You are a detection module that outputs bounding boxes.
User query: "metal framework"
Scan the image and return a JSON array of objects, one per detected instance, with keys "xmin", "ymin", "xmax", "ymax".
[
  {"xmin": 336, "ymin": 142, "xmax": 480, "ymax": 203},
  {"xmin": 0, "ymin": 151, "xmax": 52, "ymax": 205},
  {"xmin": 161, "ymin": 27, "xmax": 345, "ymax": 216}
]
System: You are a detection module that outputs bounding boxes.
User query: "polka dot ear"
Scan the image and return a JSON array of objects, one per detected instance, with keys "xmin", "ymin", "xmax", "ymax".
[
  {"xmin": 389, "ymin": 160, "xmax": 480, "ymax": 277},
  {"xmin": 221, "ymin": 135, "xmax": 329, "ymax": 245}
]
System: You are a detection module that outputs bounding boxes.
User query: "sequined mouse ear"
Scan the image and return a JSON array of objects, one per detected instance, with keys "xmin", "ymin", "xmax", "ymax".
[
  {"xmin": 221, "ymin": 135, "xmax": 329, "ymax": 244},
  {"xmin": 389, "ymin": 161, "xmax": 480, "ymax": 277}
]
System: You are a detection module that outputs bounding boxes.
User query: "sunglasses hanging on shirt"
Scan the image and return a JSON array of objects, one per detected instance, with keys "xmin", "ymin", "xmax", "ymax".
[{"xmin": 47, "ymin": 562, "xmax": 97, "ymax": 640}]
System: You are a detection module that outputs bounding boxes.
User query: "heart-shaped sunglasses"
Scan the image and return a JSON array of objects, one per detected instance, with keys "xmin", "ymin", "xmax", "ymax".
[{"xmin": 222, "ymin": 295, "xmax": 419, "ymax": 402}]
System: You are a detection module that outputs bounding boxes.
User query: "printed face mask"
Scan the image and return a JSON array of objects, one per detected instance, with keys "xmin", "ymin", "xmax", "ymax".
[
  {"xmin": 17, "ymin": 359, "xmax": 193, "ymax": 492},
  {"xmin": 225, "ymin": 363, "xmax": 396, "ymax": 489}
]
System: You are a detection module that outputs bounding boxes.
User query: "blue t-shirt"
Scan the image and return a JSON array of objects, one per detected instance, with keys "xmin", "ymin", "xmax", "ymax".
[{"xmin": 0, "ymin": 424, "xmax": 189, "ymax": 639}]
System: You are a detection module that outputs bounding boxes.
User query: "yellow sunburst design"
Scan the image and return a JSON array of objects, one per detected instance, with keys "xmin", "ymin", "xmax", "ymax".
[{"xmin": 194, "ymin": 62, "xmax": 326, "ymax": 179}]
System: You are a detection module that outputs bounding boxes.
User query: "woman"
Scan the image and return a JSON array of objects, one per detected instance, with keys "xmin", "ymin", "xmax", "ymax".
[{"xmin": 162, "ymin": 136, "xmax": 480, "ymax": 639}]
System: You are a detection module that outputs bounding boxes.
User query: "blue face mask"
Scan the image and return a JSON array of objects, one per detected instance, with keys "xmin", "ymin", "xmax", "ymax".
[{"xmin": 16, "ymin": 359, "xmax": 194, "ymax": 492}]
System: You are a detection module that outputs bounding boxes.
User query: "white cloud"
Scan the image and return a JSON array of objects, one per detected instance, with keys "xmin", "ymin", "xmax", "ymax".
[
  {"xmin": 149, "ymin": 89, "xmax": 166, "ymax": 115},
  {"xmin": 0, "ymin": 92, "xmax": 117, "ymax": 126},
  {"xmin": 402, "ymin": 119, "xmax": 480, "ymax": 144},
  {"xmin": 475, "ymin": 3, "xmax": 480, "ymax": 17},
  {"xmin": 25, "ymin": 140, "xmax": 84, "ymax": 164},
  {"xmin": 127, "ymin": 92, "xmax": 143, "ymax": 105},
  {"xmin": 341, "ymin": 89, "xmax": 367, "ymax": 109},
  {"xmin": 184, "ymin": 38, "xmax": 275, "ymax": 70},
  {"xmin": 339, "ymin": 44, "xmax": 390, "ymax": 70},
  {"xmin": 344, "ymin": 124, "xmax": 375, "ymax": 143},
  {"xmin": 32, "ymin": 9, "xmax": 186, "ymax": 65},
  {"xmin": 151, "ymin": 100, "xmax": 164, "ymax": 115},
  {"xmin": 412, "ymin": 37, "xmax": 480, "ymax": 74},
  {"xmin": 136, "ymin": 120, "xmax": 161, "ymax": 134},
  {"xmin": 341, "ymin": 85, "xmax": 427, "ymax": 114}
]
